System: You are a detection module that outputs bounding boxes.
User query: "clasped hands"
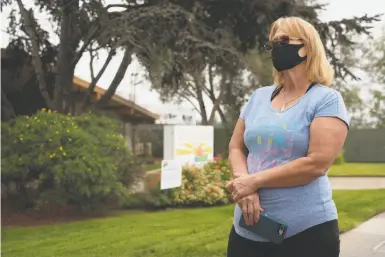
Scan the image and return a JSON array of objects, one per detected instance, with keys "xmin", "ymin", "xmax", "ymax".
[{"xmin": 226, "ymin": 174, "xmax": 263, "ymax": 226}]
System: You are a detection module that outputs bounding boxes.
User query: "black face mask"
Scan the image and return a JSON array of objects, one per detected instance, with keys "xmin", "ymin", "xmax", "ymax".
[{"xmin": 271, "ymin": 43, "xmax": 307, "ymax": 72}]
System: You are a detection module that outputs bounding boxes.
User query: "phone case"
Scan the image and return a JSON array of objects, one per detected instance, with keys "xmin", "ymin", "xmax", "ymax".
[{"xmin": 239, "ymin": 212, "xmax": 288, "ymax": 244}]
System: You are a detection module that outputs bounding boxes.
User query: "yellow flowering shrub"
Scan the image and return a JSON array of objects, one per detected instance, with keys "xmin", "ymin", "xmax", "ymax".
[
  {"xmin": 1, "ymin": 110, "xmax": 142, "ymax": 213},
  {"xmin": 125, "ymin": 157, "xmax": 233, "ymax": 209}
]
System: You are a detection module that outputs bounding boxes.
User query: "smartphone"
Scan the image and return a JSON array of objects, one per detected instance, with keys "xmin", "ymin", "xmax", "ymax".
[{"xmin": 239, "ymin": 212, "xmax": 288, "ymax": 244}]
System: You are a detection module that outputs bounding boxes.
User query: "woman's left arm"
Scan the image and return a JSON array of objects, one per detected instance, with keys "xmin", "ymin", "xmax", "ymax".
[
  {"xmin": 251, "ymin": 115, "xmax": 348, "ymax": 189},
  {"xmin": 227, "ymin": 91, "xmax": 349, "ymax": 200}
]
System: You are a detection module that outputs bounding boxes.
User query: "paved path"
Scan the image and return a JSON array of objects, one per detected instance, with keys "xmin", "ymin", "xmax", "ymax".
[
  {"xmin": 340, "ymin": 212, "xmax": 385, "ymax": 257},
  {"xmin": 329, "ymin": 177, "xmax": 385, "ymax": 190}
]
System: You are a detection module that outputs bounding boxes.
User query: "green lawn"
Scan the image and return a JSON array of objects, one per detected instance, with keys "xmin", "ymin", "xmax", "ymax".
[
  {"xmin": 141, "ymin": 161, "xmax": 161, "ymax": 172},
  {"xmin": 2, "ymin": 190, "xmax": 385, "ymax": 257},
  {"xmin": 329, "ymin": 163, "xmax": 385, "ymax": 177}
]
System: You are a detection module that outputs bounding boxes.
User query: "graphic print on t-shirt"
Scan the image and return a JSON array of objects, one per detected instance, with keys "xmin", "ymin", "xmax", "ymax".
[{"xmin": 245, "ymin": 116, "xmax": 302, "ymax": 173}]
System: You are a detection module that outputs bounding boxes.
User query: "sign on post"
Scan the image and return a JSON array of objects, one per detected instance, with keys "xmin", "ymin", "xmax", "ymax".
[{"xmin": 163, "ymin": 125, "xmax": 214, "ymax": 166}]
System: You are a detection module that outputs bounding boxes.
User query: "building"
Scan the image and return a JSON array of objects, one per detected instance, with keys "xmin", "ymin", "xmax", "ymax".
[
  {"xmin": 1, "ymin": 47, "xmax": 160, "ymax": 155},
  {"xmin": 72, "ymin": 76, "xmax": 160, "ymax": 154}
]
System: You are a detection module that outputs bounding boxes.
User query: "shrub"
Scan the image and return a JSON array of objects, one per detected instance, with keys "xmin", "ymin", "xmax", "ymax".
[
  {"xmin": 1, "ymin": 109, "xmax": 142, "ymax": 213},
  {"xmin": 125, "ymin": 157, "xmax": 233, "ymax": 209},
  {"xmin": 334, "ymin": 152, "xmax": 345, "ymax": 165}
]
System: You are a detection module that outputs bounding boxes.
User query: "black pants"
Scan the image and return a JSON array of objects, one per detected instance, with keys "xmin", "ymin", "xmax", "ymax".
[{"xmin": 227, "ymin": 220, "xmax": 340, "ymax": 257}]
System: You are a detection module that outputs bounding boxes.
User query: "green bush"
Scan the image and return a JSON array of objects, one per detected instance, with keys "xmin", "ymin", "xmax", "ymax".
[
  {"xmin": 125, "ymin": 157, "xmax": 232, "ymax": 209},
  {"xmin": 1, "ymin": 109, "xmax": 142, "ymax": 213},
  {"xmin": 334, "ymin": 152, "xmax": 345, "ymax": 165}
]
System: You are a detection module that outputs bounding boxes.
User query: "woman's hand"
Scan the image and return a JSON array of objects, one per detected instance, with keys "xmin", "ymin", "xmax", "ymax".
[
  {"xmin": 237, "ymin": 192, "xmax": 264, "ymax": 225},
  {"xmin": 226, "ymin": 174, "xmax": 258, "ymax": 201}
]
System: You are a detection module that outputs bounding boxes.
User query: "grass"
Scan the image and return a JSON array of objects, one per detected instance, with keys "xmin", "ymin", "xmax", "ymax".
[
  {"xmin": 2, "ymin": 189, "xmax": 385, "ymax": 257},
  {"xmin": 328, "ymin": 163, "xmax": 385, "ymax": 177},
  {"xmin": 141, "ymin": 161, "xmax": 161, "ymax": 172}
]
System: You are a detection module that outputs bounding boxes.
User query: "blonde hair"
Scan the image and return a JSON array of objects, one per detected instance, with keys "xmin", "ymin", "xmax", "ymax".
[{"xmin": 269, "ymin": 16, "xmax": 334, "ymax": 86}]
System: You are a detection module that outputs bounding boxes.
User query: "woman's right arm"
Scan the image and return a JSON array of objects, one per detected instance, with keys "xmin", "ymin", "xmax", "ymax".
[
  {"xmin": 228, "ymin": 119, "xmax": 263, "ymax": 225},
  {"xmin": 228, "ymin": 119, "xmax": 249, "ymax": 179}
]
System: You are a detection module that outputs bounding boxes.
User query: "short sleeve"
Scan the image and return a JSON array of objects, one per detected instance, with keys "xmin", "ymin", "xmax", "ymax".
[
  {"xmin": 314, "ymin": 90, "xmax": 350, "ymax": 129},
  {"xmin": 240, "ymin": 90, "xmax": 257, "ymax": 120}
]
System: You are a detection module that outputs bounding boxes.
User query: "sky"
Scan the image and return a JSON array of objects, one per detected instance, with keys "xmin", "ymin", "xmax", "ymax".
[{"xmin": 1, "ymin": 0, "xmax": 385, "ymax": 120}]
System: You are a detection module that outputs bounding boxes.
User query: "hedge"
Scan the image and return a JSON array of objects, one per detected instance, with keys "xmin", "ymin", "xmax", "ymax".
[{"xmin": 1, "ymin": 109, "xmax": 142, "ymax": 213}]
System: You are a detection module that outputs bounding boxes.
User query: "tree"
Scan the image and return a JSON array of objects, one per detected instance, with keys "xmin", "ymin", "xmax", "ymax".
[
  {"xmin": 362, "ymin": 26, "xmax": 385, "ymax": 128},
  {"xmin": 139, "ymin": 0, "xmax": 381, "ymax": 127},
  {"xmin": 2, "ymin": 0, "xmax": 235, "ymax": 115},
  {"xmin": 364, "ymin": 26, "xmax": 385, "ymax": 84},
  {"xmin": 2, "ymin": 0, "xmax": 381, "ymax": 120}
]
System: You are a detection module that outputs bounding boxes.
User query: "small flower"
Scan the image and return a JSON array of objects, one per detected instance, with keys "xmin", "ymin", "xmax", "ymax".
[
  {"xmin": 59, "ymin": 146, "xmax": 63, "ymax": 151},
  {"xmin": 42, "ymin": 108, "xmax": 46, "ymax": 112},
  {"xmin": 215, "ymin": 165, "xmax": 220, "ymax": 170},
  {"xmin": 207, "ymin": 188, "xmax": 212, "ymax": 193}
]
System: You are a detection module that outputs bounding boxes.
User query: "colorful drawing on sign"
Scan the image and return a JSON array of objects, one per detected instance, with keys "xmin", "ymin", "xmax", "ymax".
[{"xmin": 175, "ymin": 142, "xmax": 213, "ymax": 162}]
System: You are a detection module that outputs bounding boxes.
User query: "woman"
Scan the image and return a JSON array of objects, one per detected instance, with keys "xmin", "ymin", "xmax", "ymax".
[{"xmin": 225, "ymin": 16, "xmax": 349, "ymax": 257}]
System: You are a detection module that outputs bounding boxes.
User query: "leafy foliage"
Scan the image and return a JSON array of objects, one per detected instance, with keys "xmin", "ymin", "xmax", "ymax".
[
  {"xmin": 363, "ymin": 26, "xmax": 385, "ymax": 84},
  {"xmin": 362, "ymin": 26, "xmax": 385, "ymax": 128},
  {"xmin": 135, "ymin": 1, "xmax": 381, "ymax": 125},
  {"xmin": 1, "ymin": 110, "xmax": 142, "ymax": 212},
  {"xmin": 2, "ymin": 0, "xmax": 381, "ymax": 119}
]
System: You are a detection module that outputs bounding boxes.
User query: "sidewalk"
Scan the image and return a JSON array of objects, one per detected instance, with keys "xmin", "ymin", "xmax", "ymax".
[
  {"xmin": 340, "ymin": 212, "xmax": 385, "ymax": 257},
  {"xmin": 329, "ymin": 177, "xmax": 385, "ymax": 190}
]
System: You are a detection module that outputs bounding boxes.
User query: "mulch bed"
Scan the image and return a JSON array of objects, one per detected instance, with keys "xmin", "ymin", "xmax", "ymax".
[{"xmin": 1, "ymin": 202, "xmax": 108, "ymax": 228}]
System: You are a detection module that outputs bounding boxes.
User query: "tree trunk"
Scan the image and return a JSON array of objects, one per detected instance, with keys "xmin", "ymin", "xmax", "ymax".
[
  {"xmin": 206, "ymin": 66, "xmax": 228, "ymax": 126},
  {"xmin": 53, "ymin": 2, "xmax": 78, "ymax": 113},
  {"xmin": 1, "ymin": 87, "xmax": 16, "ymax": 121},
  {"xmin": 218, "ymin": 106, "xmax": 231, "ymax": 132},
  {"xmin": 95, "ymin": 48, "xmax": 132, "ymax": 108},
  {"xmin": 194, "ymin": 75, "xmax": 208, "ymax": 125},
  {"xmin": 16, "ymin": 0, "xmax": 54, "ymax": 109}
]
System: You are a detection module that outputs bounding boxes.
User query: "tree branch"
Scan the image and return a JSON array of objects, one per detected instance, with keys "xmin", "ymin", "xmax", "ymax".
[
  {"xmin": 95, "ymin": 48, "xmax": 132, "ymax": 108},
  {"xmin": 16, "ymin": 0, "xmax": 54, "ymax": 108},
  {"xmin": 82, "ymin": 49, "xmax": 115, "ymax": 109},
  {"xmin": 192, "ymin": 73, "xmax": 208, "ymax": 124},
  {"xmin": 175, "ymin": 91, "xmax": 202, "ymax": 116},
  {"xmin": 207, "ymin": 65, "xmax": 228, "ymax": 124},
  {"xmin": 71, "ymin": 25, "xmax": 99, "ymax": 67}
]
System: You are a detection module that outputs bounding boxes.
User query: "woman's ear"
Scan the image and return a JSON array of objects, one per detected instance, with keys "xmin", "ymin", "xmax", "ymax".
[{"xmin": 298, "ymin": 45, "xmax": 307, "ymax": 57}]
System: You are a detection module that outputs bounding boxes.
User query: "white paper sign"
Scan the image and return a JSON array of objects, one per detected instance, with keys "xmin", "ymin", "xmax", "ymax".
[
  {"xmin": 160, "ymin": 160, "xmax": 182, "ymax": 190},
  {"xmin": 163, "ymin": 125, "xmax": 214, "ymax": 166}
]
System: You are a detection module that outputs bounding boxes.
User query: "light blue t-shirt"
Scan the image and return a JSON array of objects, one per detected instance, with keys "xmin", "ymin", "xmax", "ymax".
[{"xmin": 233, "ymin": 84, "xmax": 350, "ymax": 242}]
